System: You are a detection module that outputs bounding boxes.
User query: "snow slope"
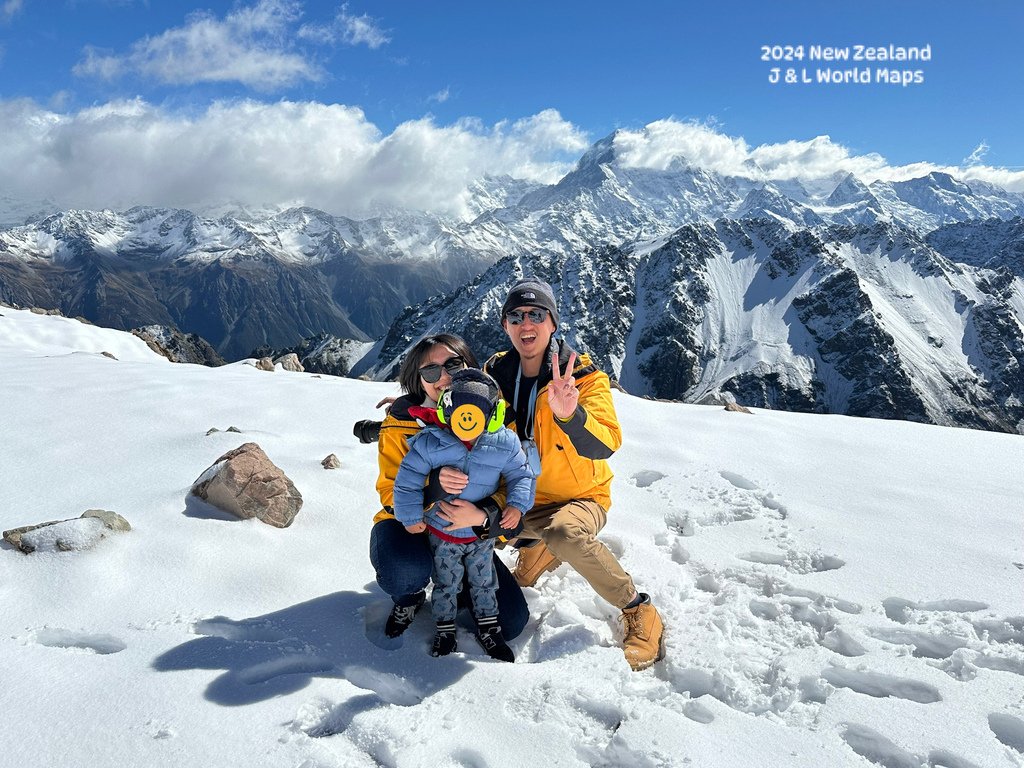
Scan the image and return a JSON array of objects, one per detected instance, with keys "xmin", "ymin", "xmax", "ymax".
[{"xmin": 1, "ymin": 306, "xmax": 1022, "ymax": 768}]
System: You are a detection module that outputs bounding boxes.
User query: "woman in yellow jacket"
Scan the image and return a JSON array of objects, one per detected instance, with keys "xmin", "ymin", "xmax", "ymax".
[{"xmin": 368, "ymin": 333, "xmax": 528, "ymax": 640}]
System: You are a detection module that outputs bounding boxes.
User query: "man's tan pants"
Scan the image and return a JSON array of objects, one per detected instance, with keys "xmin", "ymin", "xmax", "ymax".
[{"xmin": 519, "ymin": 499, "xmax": 636, "ymax": 609}]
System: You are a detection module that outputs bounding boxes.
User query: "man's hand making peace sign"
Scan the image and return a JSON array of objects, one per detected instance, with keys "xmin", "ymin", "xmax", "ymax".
[{"xmin": 548, "ymin": 350, "xmax": 579, "ymax": 420}]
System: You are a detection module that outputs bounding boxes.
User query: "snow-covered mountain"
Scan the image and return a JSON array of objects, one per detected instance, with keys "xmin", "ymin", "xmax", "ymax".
[
  {"xmin": 2, "ymin": 132, "xmax": 1024, "ymax": 430},
  {"xmin": 0, "ymin": 206, "xmax": 484, "ymax": 359},
  {"xmin": 867, "ymin": 172, "xmax": 1024, "ymax": 232},
  {"xmin": 2, "ymin": 306, "xmax": 1023, "ymax": 768},
  {"xmin": 355, "ymin": 216, "xmax": 1024, "ymax": 434}
]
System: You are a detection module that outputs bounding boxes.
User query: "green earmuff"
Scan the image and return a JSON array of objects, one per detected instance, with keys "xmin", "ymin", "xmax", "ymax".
[
  {"xmin": 487, "ymin": 399, "xmax": 506, "ymax": 433},
  {"xmin": 436, "ymin": 391, "xmax": 450, "ymax": 425}
]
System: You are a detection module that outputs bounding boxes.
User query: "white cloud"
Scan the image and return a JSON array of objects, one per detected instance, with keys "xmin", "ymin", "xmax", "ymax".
[
  {"xmin": 0, "ymin": 99, "xmax": 588, "ymax": 217},
  {"xmin": 612, "ymin": 119, "xmax": 1024, "ymax": 191},
  {"xmin": 963, "ymin": 141, "xmax": 989, "ymax": 167},
  {"xmin": 3, "ymin": 103, "xmax": 1021, "ymax": 220},
  {"xmin": 429, "ymin": 87, "xmax": 451, "ymax": 104},
  {"xmin": 2, "ymin": 0, "xmax": 23, "ymax": 23},
  {"xmin": 298, "ymin": 3, "xmax": 390, "ymax": 48},
  {"xmin": 73, "ymin": 0, "xmax": 319, "ymax": 90}
]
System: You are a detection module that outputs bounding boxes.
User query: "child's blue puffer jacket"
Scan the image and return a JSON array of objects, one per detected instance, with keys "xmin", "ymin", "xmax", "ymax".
[{"xmin": 393, "ymin": 426, "xmax": 535, "ymax": 539}]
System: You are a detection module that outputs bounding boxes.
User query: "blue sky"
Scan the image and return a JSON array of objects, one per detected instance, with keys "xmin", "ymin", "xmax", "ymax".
[{"xmin": 1, "ymin": 0, "xmax": 1021, "ymax": 214}]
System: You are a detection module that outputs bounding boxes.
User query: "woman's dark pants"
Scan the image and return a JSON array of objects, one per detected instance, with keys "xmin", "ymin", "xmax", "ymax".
[{"xmin": 369, "ymin": 517, "xmax": 528, "ymax": 639}]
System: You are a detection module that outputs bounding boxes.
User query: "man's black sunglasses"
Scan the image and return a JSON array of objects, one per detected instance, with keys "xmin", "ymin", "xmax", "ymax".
[
  {"xmin": 505, "ymin": 308, "xmax": 549, "ymax": 325},
  {"xmin": 418, "ymin": 356, "xmax": 466, "ymax": 383}
]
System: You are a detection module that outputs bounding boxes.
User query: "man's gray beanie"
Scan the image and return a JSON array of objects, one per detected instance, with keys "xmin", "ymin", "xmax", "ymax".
[{"xmin": 501, "ymin": 278, "xmax": 559, "ymax": 326}]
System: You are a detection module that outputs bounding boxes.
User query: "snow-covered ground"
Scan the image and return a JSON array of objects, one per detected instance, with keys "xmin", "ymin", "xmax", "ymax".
[{"xmin": 1, "ymin": 305, "xmax": 1022, "ymax": 768}]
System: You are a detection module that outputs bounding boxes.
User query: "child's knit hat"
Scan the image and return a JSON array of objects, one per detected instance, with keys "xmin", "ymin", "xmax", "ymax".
[{"xmin": 440, "ymin": 368, "xmax": 501, "ymax": 440}]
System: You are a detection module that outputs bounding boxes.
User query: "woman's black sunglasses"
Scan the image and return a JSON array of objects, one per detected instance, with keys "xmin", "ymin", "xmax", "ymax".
[
  {"xmin": 418, "ymin": 356, "xmax": 466, "ymax": 383},
  {"xmin": 505, "ymin": 308, "xmax": 549, "ymax": 325}
]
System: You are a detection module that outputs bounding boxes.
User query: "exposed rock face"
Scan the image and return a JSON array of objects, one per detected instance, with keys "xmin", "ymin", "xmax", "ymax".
[
  {"xmin": 321, "ymin": 454, "xmax": 341, "ymax": 469},
  {"xmin": 132, "ymin": 325, "xmax": 226, "ymax": 366},
  {"xmin": 3, "ymin": 509, "xmax": 131, "ymax": 553},
  {"xmin": 355, "ymin": 216, "xmax": 1024, "ymax": 434},
  {"xmin": 190, "ymin": 443, "xmax": 302, "ymax": 528},
  {"xmin": 255, "ymin": 357, "xmax": 274, "ymax": 371},
  {"xmin": 250, "ymin": 332, "xmax": 371, "ymax": 377}
]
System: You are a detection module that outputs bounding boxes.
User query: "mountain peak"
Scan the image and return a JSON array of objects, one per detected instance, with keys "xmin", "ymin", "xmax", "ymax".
[
  {"xmin": 924, "ymin": 171, "xmax": 971, "ymax": 193},
  {"xmin": 826, "ymin": 173, "xmax": 874, "ymax": 206}
]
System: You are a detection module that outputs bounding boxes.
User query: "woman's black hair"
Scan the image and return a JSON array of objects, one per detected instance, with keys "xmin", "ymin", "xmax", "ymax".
[{"xmin": 397, "ymin": 333, "xmax": 479, "ymax": 400}]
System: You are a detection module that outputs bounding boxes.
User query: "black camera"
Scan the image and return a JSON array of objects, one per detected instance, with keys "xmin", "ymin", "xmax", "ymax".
[{"xmin": 352, "ymin": 419, "xmax": 382, "ymax": 444}]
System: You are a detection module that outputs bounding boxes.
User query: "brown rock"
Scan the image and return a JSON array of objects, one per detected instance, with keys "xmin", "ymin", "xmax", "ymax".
[
  {"xmin": 274, "ymin": 353, "xmax": 304, "ymax": 372},
  {"xmin": 101, "ymin": 351, "xmax": 118, "ymax": 360},
  {"xmin": 255, "ymin": 357, "xmax": 275, "ymax": 372},
  {"xmin": 82, "ymin": 509, "xmax": 131, "ymax": 532},
  {"xmin": 3, "ymin": 510, "xmax": 130, "ymax": 553},
  {"xmin": 4, "ymin": 519, "xmax": 64, "ymax": 552},
  {"xmin": 724, "ymin": 402, "xmax": 753, "ymax": 414},
  {"xmin": 321, "ymin": 454, "xmax": 341, "ymax": 469},
  {"xmin": 190, "ymin": 442, "xmax": 303, "ymax": 528}
]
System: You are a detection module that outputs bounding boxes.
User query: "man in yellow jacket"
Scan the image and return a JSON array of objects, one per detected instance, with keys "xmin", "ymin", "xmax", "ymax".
[{"xmin": 481, "ymin": 278, "xmax": 665, "ymax": 671}]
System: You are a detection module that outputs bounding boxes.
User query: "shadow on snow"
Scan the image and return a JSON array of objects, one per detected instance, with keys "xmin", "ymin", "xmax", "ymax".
[{"xmin": 152, "ymin": 588, "xmax": 475, "ymax": 708}]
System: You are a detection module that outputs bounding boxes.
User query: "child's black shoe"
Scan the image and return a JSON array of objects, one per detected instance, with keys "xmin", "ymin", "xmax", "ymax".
[
  {"xmin": 476, "ymin": 618, "xmax": 514, "ymax": 663},
  {"xmin": 384, "ymin": 592, "xmax": 425, "ymax": 639},
  {"xmin": 431, "ymin": 623, "xmax": 457, "ymax": 657}
]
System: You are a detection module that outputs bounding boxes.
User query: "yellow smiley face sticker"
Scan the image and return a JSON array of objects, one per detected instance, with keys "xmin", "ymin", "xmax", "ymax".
[{"xmin": 450, "ymin": 403, "xmax": 485, "ymax": 440}]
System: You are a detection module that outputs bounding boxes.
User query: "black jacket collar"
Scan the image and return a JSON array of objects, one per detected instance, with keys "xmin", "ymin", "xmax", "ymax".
[{"xmin": 488, "ymin": 336, "xmax": 584, "ymax": 395}]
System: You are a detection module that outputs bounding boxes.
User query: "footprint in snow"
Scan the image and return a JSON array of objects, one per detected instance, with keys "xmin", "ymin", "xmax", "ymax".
[
  {"xmin": 670, "ymin": 539, "xmax": 690, "ymax": 565},
  {"xmin": 632, "ymin": 469, "xmax": 666, "ymax": 488},
  {"xmin": 972, "ymin": 653, "xmax": 1024, "ymax": 677},
  {"xmin": 865, "ymin": 627, "xmax": 970, "ymax": 660},
  {"xmin": 989, "ymin": 713, "xmax": 1024, "ymax": 754},
  {"xmin": 785, "ymin": 601, "xmax": 865, "ymax": 657},
  {"xmin": 780, "ymin": 585, "xmax": 861, "ymax": 615},
  {"xmin": 842, "ymin": 723, "xmax": 984, "ymax": 768},
  {"xmin": 694, "ymin": 573, "xmax": 722, "ymax": 594},
  {"xmin": 32, "ymin": 628, "xmax": 126, "ymax": 655},
  {"xmin": 971, "ymin": 615, "xmax": 1024, "ymax": 646},
  {"xmin": 882, "ymin": 597, "xmax": 989, "ymax": 624},
  {"xmin": 719, "ymin": 471, "xmax": 759, "ymax": 491},
  {"xmin": 343, "ymin": 665, "xmax": 423, "ymax": 706},
  {"xmin": 738, "ymin": 550, "xmax": 845, "ymax": 574},
  {"xmin": 821, "ymin": 666, "xmax": 942, "ymax": 704},
  {"xmin": 683, "ymin": 700, "xmax": 715, "ymax": 724},
  {"xmin": 749, "ymin": 596, "xmax": 865, "ymax": 657},
  {"xmin": 664, "ymin": 510, "xmax": 696, "ymax": 537},
  {"xmin": 707, "ymin": 471, "xmax": 789, "ymax": 523},
  {"xmin": 193, "ymin": 617, "xmax": 288, "ymax": 643}
]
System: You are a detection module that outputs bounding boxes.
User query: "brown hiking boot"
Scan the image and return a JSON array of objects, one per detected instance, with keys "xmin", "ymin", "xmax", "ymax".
[
  {"xmin": 621, "ymin": 594, "xmax": 665, "ymax": 671},
  {"xmin": 512, "ymin": 540, "xmax": 561, "ymax": 587}
]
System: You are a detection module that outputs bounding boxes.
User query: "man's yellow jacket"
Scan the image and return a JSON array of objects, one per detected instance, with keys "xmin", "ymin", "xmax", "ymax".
[{"xmin": 485, "ymin": 339, "xmax": 622, "ymax": 510}]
